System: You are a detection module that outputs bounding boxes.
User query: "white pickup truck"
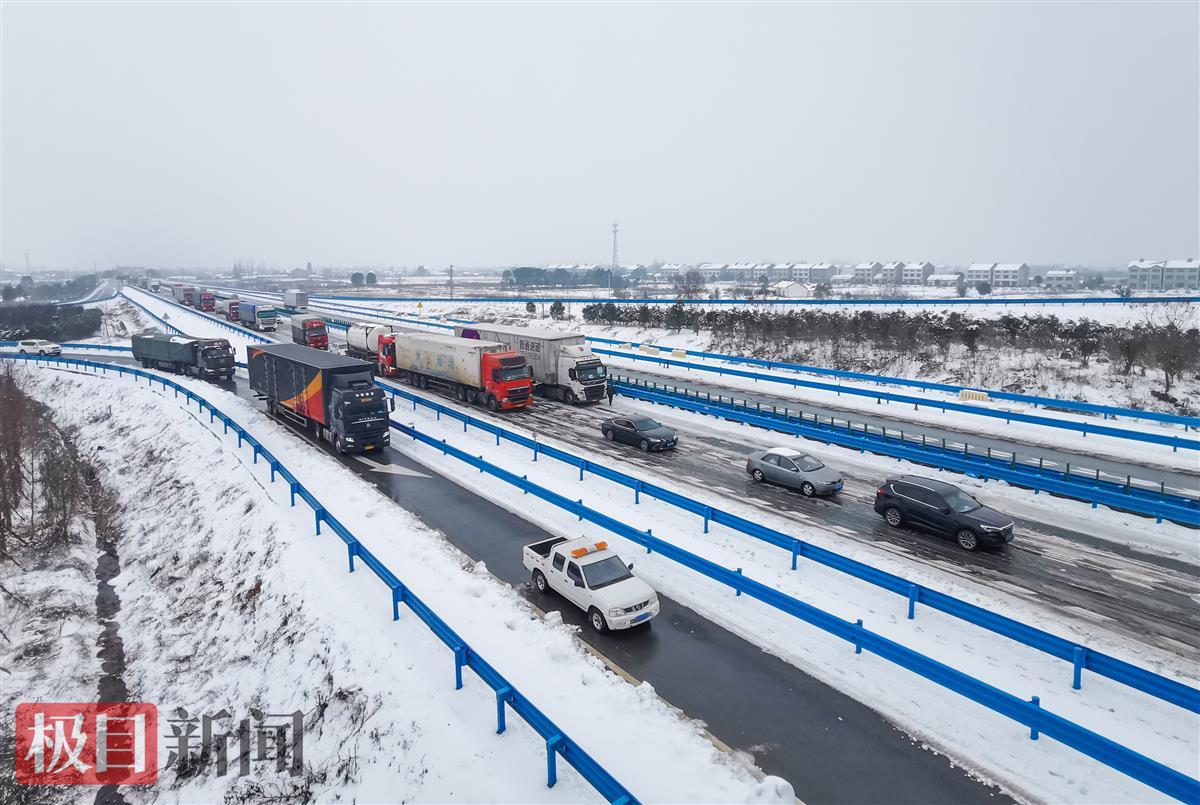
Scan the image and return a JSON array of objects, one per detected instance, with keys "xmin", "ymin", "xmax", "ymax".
[{"xmin": 523, "ymin": 536, "xmax": 660, "ymax": 632}]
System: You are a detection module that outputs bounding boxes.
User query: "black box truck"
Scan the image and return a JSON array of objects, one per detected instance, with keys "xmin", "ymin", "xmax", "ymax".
[
  {"xmin": 247, "ymin": 343, "xmax": 393, "ymax": 454},
  {"xmin": 131, "ymin": 334, "xmax": 236, "ymax": 380}
]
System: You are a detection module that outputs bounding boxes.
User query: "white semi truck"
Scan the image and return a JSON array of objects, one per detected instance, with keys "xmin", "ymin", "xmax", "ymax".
[
  {"xmin": 453, "ymin": 324, "xmax": 607, "ymax": 404},
  {"xmin": 283, "ymin": 290, "xmax": 309, "ymax": 312}
]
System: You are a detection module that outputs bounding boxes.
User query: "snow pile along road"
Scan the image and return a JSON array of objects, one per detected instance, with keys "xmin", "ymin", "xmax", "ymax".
[{"xmin": 10, "ymin": 362, "xmax": 786, "ymax": 803}]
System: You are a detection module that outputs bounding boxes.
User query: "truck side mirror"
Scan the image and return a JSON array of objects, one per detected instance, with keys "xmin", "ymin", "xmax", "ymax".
[
  {"xmin": 627, "ymin": 563, "xmax": 634, "ymax": 571},
  {"xmin": 574, "ymin": 579, "xmax": 584, "ymax": 588},
  {"xmin": 389, "ymin": 398, "xmax": 396, "ymax": 412}
]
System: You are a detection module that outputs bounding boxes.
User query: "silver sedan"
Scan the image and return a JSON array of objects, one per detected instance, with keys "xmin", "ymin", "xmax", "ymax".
[{"xmin": 745, "ymin": 448, "xmax": 843, "ymax": 496}]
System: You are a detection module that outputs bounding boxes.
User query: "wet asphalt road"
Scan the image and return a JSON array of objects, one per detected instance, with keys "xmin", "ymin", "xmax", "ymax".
[
  {"xmin": 505, "ymin": 398, "xmax": 1200, "ymax": 662},
  {"xmin": 613, "ymin": 367, "xmax": 1200, "ymax": 497}
]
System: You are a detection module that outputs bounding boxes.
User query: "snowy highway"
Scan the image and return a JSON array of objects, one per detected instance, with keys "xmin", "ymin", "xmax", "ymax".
[{"xmin": 103, "ymin": 285, "xmax": 1200, "ymax": 803}]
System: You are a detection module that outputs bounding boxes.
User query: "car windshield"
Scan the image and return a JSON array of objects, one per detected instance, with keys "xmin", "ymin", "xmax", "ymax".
[
  {"xmin": 577, "ymin": 364, "xmax": 607, "ymax": 381},
  {"xmin": 632, "ymin": 418, "xmax": 661, "ymax": 432},
  {"xmin": 793, "ymin": 454, "xmax": 824, "ymax": 471},
  {"xmin": 499, "ymin": 365, "xmax": 532, "ymax": 381},
  {"xmin": 944, "ymin": 489, "xmax": 981, "ymax": 513},
  {"xmin": 581, "ymin": 556, "xmax": 633, "ymax": 590}
]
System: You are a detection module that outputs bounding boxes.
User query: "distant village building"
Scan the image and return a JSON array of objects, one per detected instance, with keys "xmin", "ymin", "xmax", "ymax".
[
  {"xmin": 1127, "ymin": 258, "xmax": 1200, "ymax": 289},
  {"xmin": 965, "ymin": 263, "xmax": 996, "ymax": 285},
  {"xmin": 792, "ymin": 262, "xmax": 838, "ymax": 283},
  {"xmin": 1042, "ymin": 269, "xmax": 1080, "ymax": 290},
  {"xmin": 752, "ymin": 263, "xmax": 775, "ymax": 281},
  {"xmin": 831, "ymin": 269, "xmax": 857, "ymax": 284},
  {"xmin": 698, "ymin": 263, "xmax": 726, "ymax": 281},
  {"xmin": 728, "ymin": 262, "xmax": 757, "ymax": 282},
  {"xmin": 927, "ymin": 273, "xmax": 963, "ymax": 287},
  {"xmin": 901, "ymin": 261, "xmax": 935, "ymax": 285},
  {"xmin": 991, "ymin": 263, "xmax": 1030, "ymax": 287},
  {"xmin": 854, "ymin": 261, "xmax": 884, "ymax": 283},
  {"xmin": 772, "ymin": 280, "xmax": 812, "ymax": 298}
]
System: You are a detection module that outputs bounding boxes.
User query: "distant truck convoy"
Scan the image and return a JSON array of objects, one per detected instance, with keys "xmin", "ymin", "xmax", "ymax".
[
  {"xmin": 523, "ymin": 537, "xmax": 659, "ymax": 632},
  {"xmin": 238, "ymin": 301, "xmax": 279, "ymax": 332},
  {"xmin": 290, "ymin": 315, "xmax": 329, "ymax": 350},
  {"xmin": 171, "ymin": 285, "xmax": 197, "ymax": 307},
  {"xmin": 247, "ymin": 343, "xmax": 393, "ymax": 454},
  {"xmin": 283, "ymin": 290, "xmax": 309, "ymax": 312},
  {"xmin": 131, "ymin": 334, "xmax": 236, "ymax": 380},
  {"xmin": 216, "ymin": 298, "xmax": 240, "ymax": 321},
  {"xmin": 454, "ymin": 324, "xmax": 607, "ymax": 404},
  {"xmin": 347, "ymin": 326, "xmax": 532, "ymax": 411}
]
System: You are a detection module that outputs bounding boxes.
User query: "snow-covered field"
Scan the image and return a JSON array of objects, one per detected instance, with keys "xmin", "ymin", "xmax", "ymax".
[{"xmin": 8, "ymin": 362, "xmax": 785, "ymax": 803}]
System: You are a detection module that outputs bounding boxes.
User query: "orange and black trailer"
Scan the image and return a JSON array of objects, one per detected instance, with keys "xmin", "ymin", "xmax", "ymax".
[{"xmin": 247, "ymin": 343, "xmax": 393, "ymax": 454}]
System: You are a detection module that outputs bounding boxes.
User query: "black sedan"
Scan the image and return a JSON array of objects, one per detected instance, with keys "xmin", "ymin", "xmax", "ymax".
[{"xmin": 600, "ymin": 416, "xmax": 678, "ymax": 451}]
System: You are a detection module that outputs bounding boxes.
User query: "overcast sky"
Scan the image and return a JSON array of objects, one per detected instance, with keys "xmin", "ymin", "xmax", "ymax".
[{"xmin": 2, "ymin": 2, "xmax": 1197, "ymax": 271}]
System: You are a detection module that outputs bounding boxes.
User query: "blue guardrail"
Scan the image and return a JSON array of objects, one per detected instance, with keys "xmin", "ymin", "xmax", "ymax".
[{"xmin": 4, "ymin": 353, "xmax": 638, "ymax": 804}]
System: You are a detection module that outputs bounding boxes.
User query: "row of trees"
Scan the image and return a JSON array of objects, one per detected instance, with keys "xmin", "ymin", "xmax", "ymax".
[
  {"xmin": 1, "ymin": 273, "xmax": 100, "ymax": 303},
  {"xmin": 0, "ymin": 304, "xmax": 102, "ymax": 341},
  {"xmin": 502, "ymin": 266, "xmax": 628, "ymax": 289},
  {"xmin": 580, "ymin": 303, "xmax": 1199, "ymax": 393}
]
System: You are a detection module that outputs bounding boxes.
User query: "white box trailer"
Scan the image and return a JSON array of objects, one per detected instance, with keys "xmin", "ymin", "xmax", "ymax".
[
  {"xmin": 453, "ymin": 323, "xmax": 607, "ymax": 403},
  {"xmin": 394, "ymin": 333, "xmax": 505, "ymax": 388},
  {"xmin": 284, "ymin": 290, "xmax": 309, "ymax": 312}
]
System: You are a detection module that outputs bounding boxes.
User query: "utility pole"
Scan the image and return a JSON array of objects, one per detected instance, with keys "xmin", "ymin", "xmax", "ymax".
[
  {"xmin": 448, "ymin": 265, "xmax": 454, "ymax": 299},
  {"xmin": 611, "ymin": 222, "xmax": 618, "ymax": 291}
]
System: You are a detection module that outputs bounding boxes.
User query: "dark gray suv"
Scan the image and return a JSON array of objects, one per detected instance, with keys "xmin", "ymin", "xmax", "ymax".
[{"xmin": 874, "ymin": 475, "xmax": 1014, "ymax": 551}]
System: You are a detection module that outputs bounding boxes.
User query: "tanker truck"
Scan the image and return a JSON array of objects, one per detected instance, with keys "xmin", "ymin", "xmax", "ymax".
[{"xmin": 454, "ymin": 324, "xmax": 607, "ymax": 404}]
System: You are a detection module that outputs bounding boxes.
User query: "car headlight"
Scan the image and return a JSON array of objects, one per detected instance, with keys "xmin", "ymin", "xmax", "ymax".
[
  {"xmin": 979, "ymin": 523, "xmax": 1006, "ymax": 532},
  {"xmin": 607, "ymin": 607, "xmax": 624, "ymax": 618}
]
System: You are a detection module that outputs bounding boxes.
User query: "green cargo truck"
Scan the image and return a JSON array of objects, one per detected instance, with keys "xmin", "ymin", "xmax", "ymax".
[{"xmin": 131, "ymin": 334, "xmax": 236, "ymax": 380}]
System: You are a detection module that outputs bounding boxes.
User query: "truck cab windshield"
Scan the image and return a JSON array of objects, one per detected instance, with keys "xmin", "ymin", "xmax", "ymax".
[
  {"xmin": 582, "ymin": 556, "xmax": 633, "ymax": 590},
  {"xmin": 201, "ymin": 347, "xmax": 232, "ymax": 359},
  {"xmin": 577, "ymin": 364, "xmax": 607, "ymax": 381},
  {"xmin": 305, "ymin": 325, "xmax": 327, "ymax": 338},
  {"xmin": 498, "ymin": 365, "xmax": 532, "ymax": 381}
]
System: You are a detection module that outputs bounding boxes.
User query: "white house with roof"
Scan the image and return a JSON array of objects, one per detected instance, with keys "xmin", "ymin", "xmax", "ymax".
[
  {"xmin": 752, "ymin": 263, "xmax": 775, "ymax": 280},
  {"xmin": 772, "ymin": 280, "xmax": 812, "ymax": 298},
  {"xmin": 965, "ymin": 263, "xmax": 995, "ymax": 284},
  {"xmin": 697, "ymin": 263, "xmax": 726, "ymax": 281},
  {"xmin": 792, "ymin": 263, "xmax": 839, "ymax": 283},
  {"xmin": 854, "ymin": 262, "xmax": 883, "ymax": 285},
  {"xmin": 901, "ymin": 261, "xmax": 935, "ymax": 285},
  {"xmin": 1128, "ymin": 258, "xmax": 1200, "ymax": 289},
  {"xmin": 727, "ymin": 262, "xmax": 757, "ymax": 282},
  {"xmin": 992, "ymin": 263, "xmax": 1030, "ymax": 287},
  {"xmin": 1042, "ymin": 269, "xmax": 1079, "ymax": 290},
  {"xmin": 927, "ymin": 272, "xmax": 963, "ymax": 287}
]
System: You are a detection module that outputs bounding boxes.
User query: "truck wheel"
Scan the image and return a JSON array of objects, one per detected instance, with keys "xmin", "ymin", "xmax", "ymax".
[
  {"xmin": 588, "ymin": 608, "xmax": 609, "ymax": 633},
  {"xmin": 564, "ymin": 389, "xmax": 577, "ymax": 404},
  {"xmin": 456, "ymin": 385, "xmax": 467, "ymax": 402},
  {"xmin": 335, "ymin": 439, "xmax": 345, "ymax": 456},
  {"xmin": 532, "ymin": 570, "xmax": 548, "ymax": 593},
  {"xmin": 487, "ymin": 396, "xmax": 500, "ymax": 412}
]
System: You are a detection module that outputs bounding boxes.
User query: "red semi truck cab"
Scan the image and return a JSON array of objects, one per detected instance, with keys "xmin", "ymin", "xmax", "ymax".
[
  {"xmin": 291, "ymin": 316, "xmax": 329, "ymax": 350},
  {"xmin": 198, "ymin": 292, "xmax": 215, "ymax": 311},
  {"xmin": 376, "ymin": 332, "xmax": 532, "ymax": 410}
]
